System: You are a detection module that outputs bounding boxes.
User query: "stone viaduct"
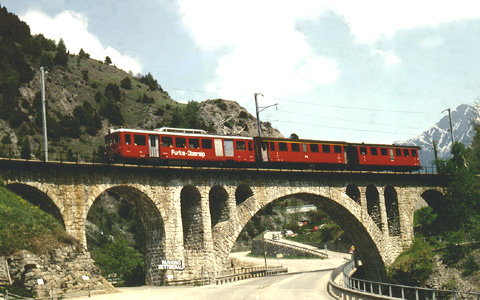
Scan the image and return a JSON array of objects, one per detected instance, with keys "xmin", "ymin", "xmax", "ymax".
[{"xmin": 0, "ymin": 159, "xmax": 447, "ymax": 285}]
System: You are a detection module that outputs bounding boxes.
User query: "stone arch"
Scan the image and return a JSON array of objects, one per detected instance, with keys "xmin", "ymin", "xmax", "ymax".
[
  {"xmin": 6, "ymin": 183, "xmax": 65, "ymax": 228},
  {"xmin": 235, "ymin": 184, "xmax": 253, "ymax": 206},
  {"xmin": 209, "ymin": 185, "xmax": 229, "ymax": 227},
  {"xmin": 181, "ymin": 185, "xmax": 204, "ymax": 250},
  {"xmin": 385, "ymin": 186, "xmax": 400, "ymax": 236},
  {"xmin": 366, "ymin": 185, "xmax": 382, "ymax": 232},
  {"xmin": 346, "ymin": 184, "xmax": 361, "ymax": 204},
  {"xmin": 213, "ymin": 190, "xmax": 388, "ymax": 281},
  {"xmin": 87, "ymin": 185, "xmax": 166, "ymax": 285}
]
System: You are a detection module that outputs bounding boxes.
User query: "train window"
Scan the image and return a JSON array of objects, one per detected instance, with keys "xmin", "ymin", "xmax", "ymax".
[
  {"xmin": 291, "ymin": 143, "xmax": 300, "ymax": 152},
  {"xmin": 189, "ymin": 138, "xmax": 200, "ymax": 149},
  {"xmin": 279, "ymin": 142, "xmax": 288, "ymax": 151},
  {"xmin": 202, "ymin": 139, "xmax": 213, "ymax": 149},
  {"xmin": 359, "ymin": 147, "xmax": 367, "ymax": 155},
  {"xmin": 134, "ymin": 135, "xmax": 146, "ymax": 146},
  {"xmin": 270, "ymin": 142, "xmax": 275, "ymax": 151},
  {"xmin": 395, "ymin": 149, "xmax": 402, "ymax": 156},
  {"xmin": 113, "ymin": 135, "xmax": 120, "ymax": 144},
  {"xmin": 125, "ymin": 134, "xmax": 131, "ymax": 145},
  {"xmin": 162, "ymin": 136, "xmax": 173, "ymax": 147},
  {"xmin": 175, "ymin": 137, "xmax": 186, "ymax": 148},
  {"xmin": 371, "ymin": 148, "xmax": 378, "ymax": 155},
  {"xmin": 380, "ymin": 148, "xmax": 388, "ymax": 156},
  {"xmin": 236, "ymin": 141, "xmax": 246, "ymax": 151},
  {"xmin": 248, "ymin": 142, "xmax": 253, "ymax": 151},
  {"xmin": 412, "ymin": 149, "xmax": 418, "ymax": 157},
  {"xmin": 403, "ymin": 149, "xmax": 410, "ymax": 157},
  {"xmin": 303, "ymin": 144, "xmax": 308, "ymax": 152},
  {"xmin": 334, "ymin": 145, "xmax": 342, "ymax": 153},
  {"xmin": 322, "ymin": 144, "xmax": 331, "ymax": 153},
  {"xmin": 310, "ymin": 144, "xmax": 319, "ymax": 152}
]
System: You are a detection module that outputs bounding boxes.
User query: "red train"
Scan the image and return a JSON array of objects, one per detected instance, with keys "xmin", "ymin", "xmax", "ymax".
[{"xmin": 104, "ymin": 127, "xmax": 421, "ymax": 171}]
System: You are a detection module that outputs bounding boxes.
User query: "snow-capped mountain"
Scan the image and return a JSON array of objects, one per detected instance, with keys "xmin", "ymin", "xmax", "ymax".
[{"xmin": 397, "ymin": 103, "xmax": 480, "ymax": 167}]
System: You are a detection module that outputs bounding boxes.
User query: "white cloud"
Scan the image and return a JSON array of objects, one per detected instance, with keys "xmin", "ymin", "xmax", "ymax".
[
  {"xmin": 179, "ymin": 0, "xmax": 480, "ymax": 103},
  {"xmin": 21, "ymin": 10, "xmax": 142, "ymax": 74},
  {"xmin": 298, "ymin": 57, "xmax": 339, "ymax": 84},
  {"xmin": 327, "ymin": 1, "xmax": 480, "ymax": 43},
  {"xmin": 370, "ymin": 50, "xmax": 402, "ymax": 65},
  {"xmin": 179, "ymin": 0, "xmax": 338, "ymax": 102}
]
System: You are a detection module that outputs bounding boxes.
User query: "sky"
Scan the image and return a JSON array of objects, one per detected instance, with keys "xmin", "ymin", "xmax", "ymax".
[{"xmin": 3, "ymin": 0, "xmax": 480, "ymax": 144}]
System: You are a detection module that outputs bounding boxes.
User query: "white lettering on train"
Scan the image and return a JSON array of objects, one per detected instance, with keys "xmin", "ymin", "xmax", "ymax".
[{"xmin": 171, "ymin": 149, "xmax": 205, "ymax": 158}]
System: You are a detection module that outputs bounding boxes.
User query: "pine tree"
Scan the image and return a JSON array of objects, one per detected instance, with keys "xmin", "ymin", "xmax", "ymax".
[{"xmin": 54, "ymin": 38, "xmax": 68, "ymax": 67}]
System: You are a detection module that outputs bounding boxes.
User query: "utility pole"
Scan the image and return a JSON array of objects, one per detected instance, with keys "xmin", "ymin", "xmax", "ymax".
[
  {"xmin": 254, "ymin": 93, "xmax": 264, "ymax": 137},
  {"xmin": 254, "ymin": 93, "xmax": 277, "ymax": 138},
  {"xmin": 40, "ymin": 66, "xmax": 48, "ymax": 161},
  {"xmin": 442, "ymin": 108, "xmax": 455, "ymax": 148},
  {"xmin": 262, "ymin": 231, "xmax": 268, "ymax": 271}
]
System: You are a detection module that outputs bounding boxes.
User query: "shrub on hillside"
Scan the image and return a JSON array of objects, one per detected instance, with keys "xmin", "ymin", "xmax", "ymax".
[{"xmin": 388, "ymin": 237, "xmax": 434, "ymax": 286}]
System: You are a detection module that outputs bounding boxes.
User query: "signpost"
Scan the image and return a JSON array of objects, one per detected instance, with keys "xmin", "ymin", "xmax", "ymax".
[{"xmin": 158, "ymin": 260, "xmax": 184, "ymax": 270}]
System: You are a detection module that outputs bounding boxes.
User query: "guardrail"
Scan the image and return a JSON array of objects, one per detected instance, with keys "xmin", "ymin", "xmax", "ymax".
[
  {"xmin": 329, "ymin": 260, "xmax": 480, "ymax": 300},
  {"xmin": 165, "ymin": 265, "xmax": 288, "ymax": 286},
  {"xmin": 264, "ymin": 239, "xmax": 328, "ymax": 258},
  {"xmin": 214, "ymin": 266, "xmax": 288, "ymax": 285}
]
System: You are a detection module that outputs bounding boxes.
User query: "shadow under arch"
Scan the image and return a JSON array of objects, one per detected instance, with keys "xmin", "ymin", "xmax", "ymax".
[
  {"xmin": 421, "ymin": 189, "xmax": 444, "ymax": 212},
  {"xmin": 385, "ymin": 186, "xmax": 400, "ymax": 236},
  {"xmin": 235, "ymin": 184, "xmax": 253, "ymax": 206},
  {"xmin": 7, "ymin": 183, "xmax": 65, "ymax": 228},
  {"xmin": 87, "ymin": 185, "xmax": 166, "ymax": 286},
  {"xmin": 181, "ymin": 185, "xmax": 204, "ymax": 250},
  {"xmin": 214, "ymin": 191, "xmax": 388, "ymax": 282},
  {"xmin": 346, "ymin": 184, "xmax": 361, "ymax": 204},
  {"xmin": 209, "ymin": 185, "xmax": 229, "ymax": 227},
  {"xmin": 366, "ymin": 185, "xmax": 383, "ymax": 232}
]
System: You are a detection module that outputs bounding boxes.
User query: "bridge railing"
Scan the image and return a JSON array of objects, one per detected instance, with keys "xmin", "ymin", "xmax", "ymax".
[
  {"xmin": 165, "ymin": 265, "xmax": 288, "ymax": 286},
  {"xmin": 0, "ymin": 149, "xmax": 104, "ymax": 165},
  {"xmin": 0, "ymin": 150, "xmax": 439, "ymax": 174},
  {"xmin": 264, "ymin": 238, "xmax": 328, "ymax": 258},
  {"xmin": 329, "ymin": 260, "xmax": 480, "ymax": 300}
]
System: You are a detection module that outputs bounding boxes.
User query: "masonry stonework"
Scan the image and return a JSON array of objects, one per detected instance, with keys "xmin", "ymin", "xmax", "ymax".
[{"xmin": 0, "ymin": 160, "xmax": 445, "ymax": 283}]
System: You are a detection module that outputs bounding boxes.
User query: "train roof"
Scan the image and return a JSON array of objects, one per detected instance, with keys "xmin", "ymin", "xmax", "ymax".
[{"xmin": 106, "ymin": 127, "xmax": 254, "ymax": 141}]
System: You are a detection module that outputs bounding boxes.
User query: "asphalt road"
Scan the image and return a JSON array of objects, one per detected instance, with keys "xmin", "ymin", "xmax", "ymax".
[{"xmin": 76, "ymin": 251, "xmax": 348, "ymax": 300}]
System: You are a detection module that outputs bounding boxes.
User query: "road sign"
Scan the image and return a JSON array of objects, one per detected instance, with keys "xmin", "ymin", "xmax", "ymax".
[{"xmin": 158, "ymin": 260, "xmax": 185, "ymax": 270}]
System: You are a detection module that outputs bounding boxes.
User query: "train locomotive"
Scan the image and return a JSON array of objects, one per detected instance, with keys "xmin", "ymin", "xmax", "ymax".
[{"xmin": 104, "ymin": 127, "xmax": 421, "ymax": 171}]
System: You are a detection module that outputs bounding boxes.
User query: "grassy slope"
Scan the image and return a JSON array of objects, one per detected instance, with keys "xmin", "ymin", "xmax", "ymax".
[
  {"xmin": 0, "ymin": 181, "xmax": 75, "ymax": 255},
  {"xmin": 48, "ymin": 57, "xmax": 182, "ymax": 156}
]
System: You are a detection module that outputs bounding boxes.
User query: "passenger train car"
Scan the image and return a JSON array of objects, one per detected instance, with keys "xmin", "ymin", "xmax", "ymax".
[{"xmin": 105, "ymin": 127, "xmax": 421, "ymax": 171}]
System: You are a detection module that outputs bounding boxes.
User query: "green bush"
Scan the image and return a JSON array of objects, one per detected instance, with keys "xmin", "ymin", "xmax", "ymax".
[
  {"xmin": 92, "ymin": 237, "xmax": 144, "ymax": 286},
  {"xmin": 388, "ymin": 237, "xmax": 434, "ymax": 286},
  {"xmin": 462, "ymin": 255, "xmax": 479, "ymax": 277},
  {"xmin": 442, "ymin": 230, "xmax": 468, "ymax": 266}
]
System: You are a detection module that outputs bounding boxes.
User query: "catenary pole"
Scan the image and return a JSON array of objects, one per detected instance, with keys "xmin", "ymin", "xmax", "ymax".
[
  {"xmin": 442, "ymin": 108, "xmax": 454, "ymax": 148},
  {"xmin": 254, "ymin": 93, "xmax": 264, "ymax": 137},
  {"xmin": 40, "ymin": 66, "xmax": 48, "ymax": 161}
]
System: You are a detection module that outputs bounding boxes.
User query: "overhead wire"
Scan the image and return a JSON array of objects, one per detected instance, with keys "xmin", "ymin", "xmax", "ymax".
[
  {"xmin": 165, "ymin": 86, "xmax": 430, "ymax": 136},
  {"xmin": 262, "ymin": 119, "xmax": 421, "ymax": 137}
]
